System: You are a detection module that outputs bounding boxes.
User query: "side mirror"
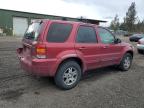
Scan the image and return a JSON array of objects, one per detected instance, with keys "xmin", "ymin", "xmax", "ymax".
[{"xmin": 114, "ymin": 38, "xmax": 121, "ymax": 44}]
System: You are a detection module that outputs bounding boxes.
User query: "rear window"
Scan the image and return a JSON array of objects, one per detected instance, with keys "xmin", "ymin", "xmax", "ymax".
[
  {"xmin": 47, "ymin": 23, "xmax": 72, "ymax": 42},
  {"xmin": 24, "ymin": 22, "xmax": 43, "ymax": 40}
]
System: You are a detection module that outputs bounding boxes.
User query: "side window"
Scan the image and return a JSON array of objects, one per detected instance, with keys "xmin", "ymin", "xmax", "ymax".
[
  {"xmin": 47, "ymin": 23, "xmax": 72, "ymax": 42},
  {"xmin": 76, "ymin": 26, "xmax": 97, "ymax": 43},
  {"xmin": 98, "ymin": 27, "xmax": 115, "ymax": 44}
]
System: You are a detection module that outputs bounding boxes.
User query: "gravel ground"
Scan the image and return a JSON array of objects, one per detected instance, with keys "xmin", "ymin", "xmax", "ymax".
[{"xmin": 0, "ymin": 36, "xmax": 144, "ymax": 108}]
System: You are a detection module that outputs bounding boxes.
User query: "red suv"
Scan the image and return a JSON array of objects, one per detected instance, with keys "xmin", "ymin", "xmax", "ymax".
[{"xmin": 17, "ymin": 19, "xmax": 134, "ymax": 90}]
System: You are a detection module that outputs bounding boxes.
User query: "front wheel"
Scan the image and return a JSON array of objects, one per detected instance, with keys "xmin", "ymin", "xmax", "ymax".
[
  {"xmin": 119, "ymin": 53, "xmax": 133, "ymax": 71},
  {"xmin": 54, "ymin": 61, "xmax": 81, "ymax": 90}
]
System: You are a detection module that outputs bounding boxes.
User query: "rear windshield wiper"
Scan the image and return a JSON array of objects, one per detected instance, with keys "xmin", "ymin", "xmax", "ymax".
[{"xmin": 24, "ymin": 32, "xmax": 35, "ymax": 40}]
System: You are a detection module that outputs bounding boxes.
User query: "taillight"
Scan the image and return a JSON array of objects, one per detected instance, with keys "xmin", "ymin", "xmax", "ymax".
[
  {"xmin": 35, "ymin": 44, "xmax": 46, "ymax": 59},
  {"xmin": 138, "ymin": 41, "xmax": 141, "ymax": 44}
]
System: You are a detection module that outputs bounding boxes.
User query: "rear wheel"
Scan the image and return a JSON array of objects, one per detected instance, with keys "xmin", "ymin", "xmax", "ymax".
[
  {"xmin": 54, "ymin": 61, "xmax": 81, "ymax": 90},
  {"xmin": 119, "ymin": 53, "xmax": 133, "ymax": 71}
]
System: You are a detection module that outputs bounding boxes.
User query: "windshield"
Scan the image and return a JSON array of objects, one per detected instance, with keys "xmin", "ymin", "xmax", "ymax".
[{"xmin": 24, "ymin": 22, "xmax": 43, "ymax": 40}]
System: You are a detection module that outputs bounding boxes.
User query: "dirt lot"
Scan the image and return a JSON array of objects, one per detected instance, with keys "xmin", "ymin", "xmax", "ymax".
[{"xmin": 0, "ymin": 36, "xmax": 144, "ymax": 108}]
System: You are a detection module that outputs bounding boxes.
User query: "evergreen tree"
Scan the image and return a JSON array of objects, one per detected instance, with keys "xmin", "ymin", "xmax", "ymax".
[
  {"xmin": 124, "ymin": 2, "xmax": 137, "ymax": 32},
  {"xmin": 110, "ymin": 14, "xmax": 119, "ymax": 32}
]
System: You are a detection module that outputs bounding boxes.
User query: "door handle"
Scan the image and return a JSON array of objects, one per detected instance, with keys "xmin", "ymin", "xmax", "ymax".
[{"xmin": 79, "ymin": 47, "xmax": 86, "ymax": 50}]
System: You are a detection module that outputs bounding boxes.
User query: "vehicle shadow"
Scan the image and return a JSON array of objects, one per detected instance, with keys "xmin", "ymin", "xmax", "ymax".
[
  {"xmin": 82, "ymin": 66, "xmax": 120, "ymax": 81},
  {"xmin": 35, "ymin": 66, "xmax": 120, "ymax": 87}
]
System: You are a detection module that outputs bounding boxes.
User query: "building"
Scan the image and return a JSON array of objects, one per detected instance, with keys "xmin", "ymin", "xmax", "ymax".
[{"xmin": 0, "ymin": 9, "xmax": 106, "ymax": 36}]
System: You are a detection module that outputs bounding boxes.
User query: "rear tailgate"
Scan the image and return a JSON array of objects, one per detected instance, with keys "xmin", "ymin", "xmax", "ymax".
[
  {"xmin": 17, "ymin": 39, "xmax": 33, "ymax": 63},
  {"xmin": 23, "ymin": 41, "xmax": 33, "ymax": 61},
  {"xmin": 17, "ymin": 20, "xmax": 47, "ymax": 60}
]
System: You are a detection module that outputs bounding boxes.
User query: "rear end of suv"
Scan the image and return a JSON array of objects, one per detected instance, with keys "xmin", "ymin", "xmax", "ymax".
[
  {"xmin": 17, "ymin": 19, "xmax": 134, "ymax": 90},
  {"xmin": 17, "ymin": 20, "xmax": 75, "ymax": 76},
  {"xmin": 17, "ymin": 20, "xmax": 50, "ymax": 76}
]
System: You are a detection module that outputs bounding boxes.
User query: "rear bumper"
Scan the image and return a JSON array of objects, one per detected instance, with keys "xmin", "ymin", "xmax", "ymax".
[
  {"xmin": 17, "ymin": 48, "xmax": 57, "ymax": 77},
  {"xmin": 20, "ymin": 58, "xmax": 57, "ymax": 76},
  {"xmin": 137, "ymin": 44, "xmax": 144, "ymax": 50}
]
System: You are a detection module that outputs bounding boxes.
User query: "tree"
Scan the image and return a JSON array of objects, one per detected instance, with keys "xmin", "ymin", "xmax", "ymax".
[
  {"xmin": 135, "ymin": 19, "xmax": 144, "ymax": 33},
  {"xmin": 119, "ymin": 17, "xmax": 127, "ymax": 31},
  {"xmin": 124, "ymin": 2, "xmax": 137, "ymax": 32},
  {"xmin": 110, "ymin": 14, "xmax": 119, "ymax": 32},
  {"xmin": 117, "ymin": 2, "xmax": 144, "ymax": 33}
]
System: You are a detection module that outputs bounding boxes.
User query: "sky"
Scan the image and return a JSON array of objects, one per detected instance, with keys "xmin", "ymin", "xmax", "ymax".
[{"xmin": 0, "ymin": 0, "xmax": 144, "ymax": 26}]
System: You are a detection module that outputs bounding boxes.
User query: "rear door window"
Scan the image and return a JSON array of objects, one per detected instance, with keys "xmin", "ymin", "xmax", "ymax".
[
  {"xmin": 24, "ymin": 22, "xmax": 43, "ymax": 41},
  {"xmin": 47, "ymin": 23, "xmax": 72, "ymax": 42}
]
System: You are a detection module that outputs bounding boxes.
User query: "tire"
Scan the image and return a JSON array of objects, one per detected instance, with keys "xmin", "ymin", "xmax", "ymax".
[
  {"xmin": 138, "ymin": 49, "xmax": 144, "ymax": 54},
  {"xmin": 54, "ymin": 61, "xmax": 81, "ymax": 90},
  {"xmin": 119, "ymin": 53, "xmax": 133, "ymax": 71}
]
